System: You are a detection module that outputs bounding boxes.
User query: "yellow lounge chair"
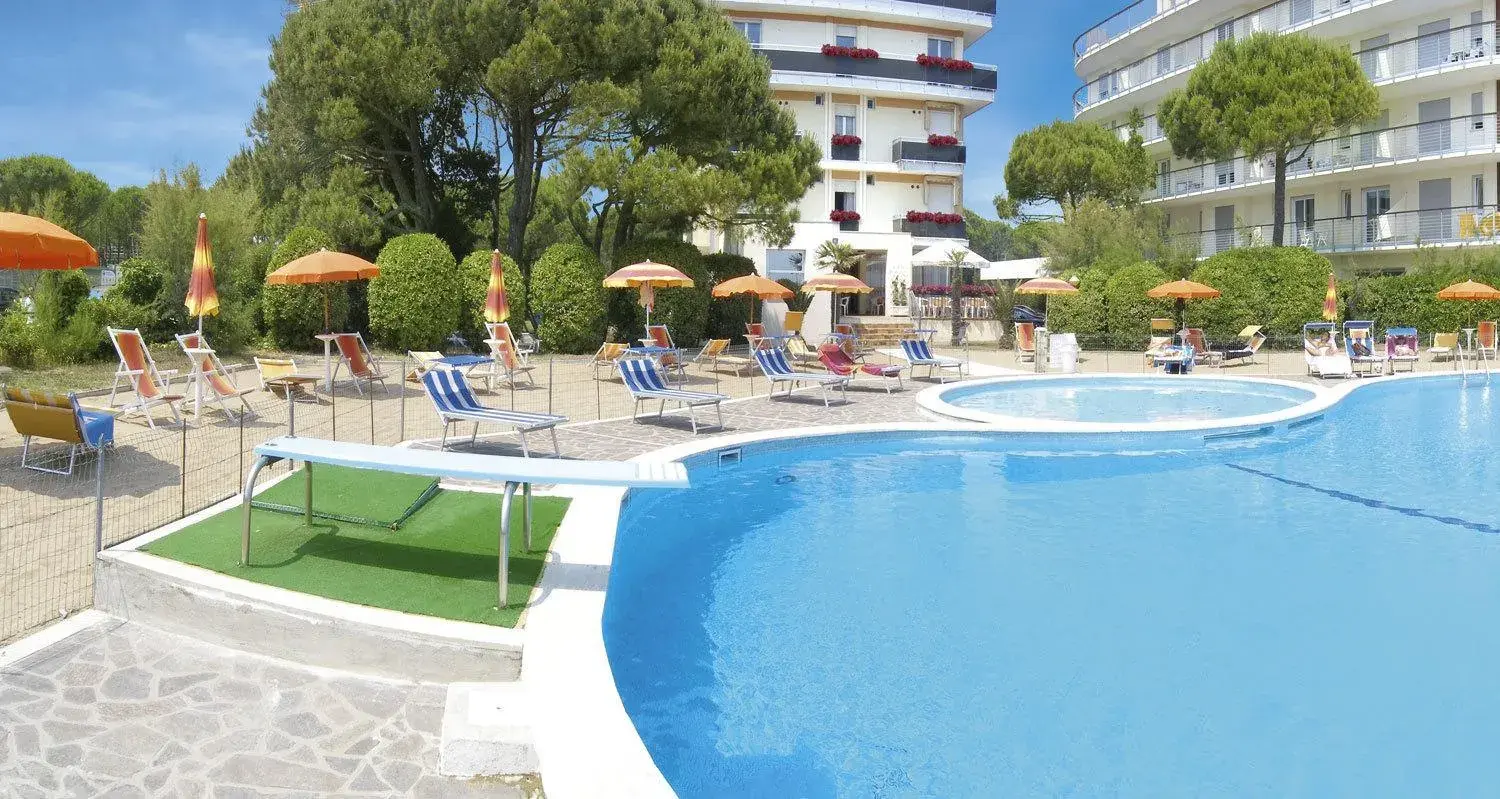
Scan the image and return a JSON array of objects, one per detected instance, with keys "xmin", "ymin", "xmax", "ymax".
[
  {"xmin": 592, "ymin": 342, "xmax": 628, "ymax": 379},
  {"xmin": 1429, "ymin": 332, "xmax": 1458, "ymax": 362},
  {"xmin": 254, "ymin": 357, "xmax": 320, "ymax": 401},
  {"xmin": 694, "ymin": 339, "xmax": 753, "ymax": 374},
  {"xmin": 783, "ymin": 311, "xmax": 805, "ymax": 337},
  {"xmin": 784, "ymin": 336, "xmax": 820, "ymax": 365},
  {"xmin": 5, "ymin": 387, "xmax": 115, "ymax": 475}
]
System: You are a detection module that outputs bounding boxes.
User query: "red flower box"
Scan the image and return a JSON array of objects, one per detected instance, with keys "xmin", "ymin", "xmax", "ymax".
[
  {"xmin": 829, "ymin": 210, "xmax": 861, "ymax": 223},
  {"xmin": 904, "ymin": 210, "xmax": 963, "ymax": 225},
  {"xmin": 916, "ymin": 54, "xmax": 975, "ymax": 71},
  {"xmin": 831, "ymin": 134, "xmax": 862, "ymax": 147},
  {"xmin": 821, "ymin": 44, "xmax": 880, "ymax": 59},
  {"xmin": 927, "ymin": 134, "xmax": 959, "ymax": 147}
]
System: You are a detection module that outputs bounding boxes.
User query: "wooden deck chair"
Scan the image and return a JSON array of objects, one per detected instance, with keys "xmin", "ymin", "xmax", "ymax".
[
  {"xmin": 1015, "ymin": 322, "xmax": 1036, "ymax": 362},
  {"xmin": 176, "ymin": 333, "xmax": 253, "ymax": 419},
  {"xmin": 783, "ymin": 311, "xmax": 805, "ymax": 336},
  {"xmin": 331, "ymin": 332, "xmax": 389, "ymax": 395},
  {"xmin": 107, "ymin": 327, "xmax": 183, "ymax": 428},
  {"xmin": 593, "ymin": 342, "xmax": 628, "ymax": 379},
  {"xmin": 486, "ymin": 322, "xmax": 534, "ymax": 365},
  {"xmin": 483, "ymin": 336, "xmax": 535, "ymax": 388},
  {"xmin": 254, "ymin": 357, "xmax": 318, "ymax": 401},
  {"xmin": 694, "ymin": 339, "xmax": 753, "ymax": 374},
  {"xmin": 5, "ymin": 388, "xmax": 116, "ymax": 475}
]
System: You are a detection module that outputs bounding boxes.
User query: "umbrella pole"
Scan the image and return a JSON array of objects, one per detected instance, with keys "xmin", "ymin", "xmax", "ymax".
[{"xmin": 323, "ymin": 285, "xmax": 332, "ymax": 334}]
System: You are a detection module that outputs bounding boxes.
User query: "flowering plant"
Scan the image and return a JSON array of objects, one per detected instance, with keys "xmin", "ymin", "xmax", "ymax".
[
  {"xmin": 905, "ymin": 210, "xmax": 964, "ymax": 225},
  {"xmin": 927, "ymin": 134, "xmax": 959, "ymax": 147},
  {"xmin": 916, "ymin": 54, "xmax": 975, "ymax": 71},
  {"xmin": 829, "ymin": 209, "xmax": 861, "ymax": 223},
  {"xmin": 822, "ymin": 44, "xmax": 880, "ymax": 59},
  {"xmin": 911, "ymin": 284, "xmax": 996, "ymax": 297},
  {"xmin": 831, "ymin": 134, "xmax": 862, "ymax": 147}
]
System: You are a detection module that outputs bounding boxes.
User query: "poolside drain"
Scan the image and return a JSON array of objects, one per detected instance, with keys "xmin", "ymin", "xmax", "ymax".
[{"xmin": 717, "ymin": 448, "xmax": 742, "ymax": 467}]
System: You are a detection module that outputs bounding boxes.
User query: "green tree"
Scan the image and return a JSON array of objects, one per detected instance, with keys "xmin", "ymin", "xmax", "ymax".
[
  {"xmin": 815, "ymin": 240, "xmax": 864, "ymax": 274},
  {"xmin": 531, "ymin": 242, "xmax": 607, "ymax": 353},
  {"xmin": 1003, "ymin": 119, "xmax": 1153, "ymax": 212},
  {"xmin": 1042, "ymin": 199, "xmax": 1191, "ymax": 280},
  {"xmin": 369, "ymin": 233, "xmax": 460, "ymax": 349},
  {"xmin": 1159, "ymin": 32, "xmax": 1379, "ymax": 246}
]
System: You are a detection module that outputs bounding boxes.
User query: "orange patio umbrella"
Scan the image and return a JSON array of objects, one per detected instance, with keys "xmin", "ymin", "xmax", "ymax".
[
  {"xmin": 185, "ymin": 214, "xmax": 220, "ymax": 331},
  {"xmin": 712, "ymin": 274, "xmax": 793, "ymax": 323},
  {"xmin": 1437, "ymin": 280, "xmax": 1500, "ymax": 301},
  {"xmin": 602, "ymin": 259, "xmax": 694, "ymax": 330},
  {"xmin": 265, "ymin": 248, "xmax": 380, "ymax": 332},
  {"xmin": 801, "ymin": 273, "xmax": 872, "ymax": 330},
  {"xmin": 1322, "ymin": 273, "xmax": 1339, "ymax": 322},
  {"xmin": 1014, "ymin": 277, "xmax": 1078, "ymax": 296},
  {"xmin": 1148, "ymin": 279, "xmax": 1221, "ymax": 329},
  {"xmin": 0, "ymin": 212, "xmax": 98, "ymax": 270},
  {"xmin": 484, "ymin": 249, "xmax": 510, "ymax": 324}
]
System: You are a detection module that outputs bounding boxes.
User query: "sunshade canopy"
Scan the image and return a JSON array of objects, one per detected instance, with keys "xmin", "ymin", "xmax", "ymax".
[
  {"xmin": 266, "ymin": 249, "xmax": 380, "ymax": 285},
  {"xmin": 602, "ymin": 259, "xmax": 694, "ymax": 288},
  {"xmin": 911, "ymin": 243, "xmax": 988, "ymax": 267},
  {"xmin": 712, "ymin": 274, "xmax": 793, "ymax": 300},
  {"xmin": 801, "ymin": 273, "xmax": 873, "ymax": 294},
  {"xmin": 484, "ymin": 249, "xmax": 510, "ymax": 324},
  {"xmin": 0, "ymin": 212, "xmax": 98, "ymax": 270},
  {"xmin": 1147, "ymin": 279, "xmax": 1221, "ymax": 300},
  {"xmin": 1437, "ymin": 280, "xmax": 1500, "ymax": 301},
  {"xmin": 1015, "ymin": 277, "xmax": 1078, "ymax": 295},
  {"xmin": 185, "ymin": 213, "xmax": 220, "ymax": 319}
]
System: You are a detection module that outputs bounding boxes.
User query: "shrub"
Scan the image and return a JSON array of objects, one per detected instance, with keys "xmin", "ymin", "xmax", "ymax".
[
  {"xmin": 1186, "ymin": 247, "xmax": 1329, "ymax": 338},
  {"xmin": 42, "ymin": 298, "xmax": 111, "ymax": 364},
  {"xmin": 1046, "ymin": 270, "xmax": 1106, "ymax": 337},
  {"xmin": 457, "ymin": 250, "xmax": 528, "ymax": 345},
  {"xmin": 0, "ymin": 307, "xmax": 39, "ymax": 368},
  {"xmin": 369, "ymin": 234, "xmax": 460, "ymax": 351},
  {"xmin": 531, "ymin": 243, "xmax": 607, "ymax": 353},
  {"xmin": 262, "ymin": 226, "xmax": 350, "ymax": 349},
  {"xmin": 111, "ymin": 257, "xmax": 167, "ymax": 306},
  {"xmin": 31, "ymin": 270, "xmax": 91, "ymax": 334},
  {"xmin": 608, "ymin": 239, "xmax": 710, "ymax": 346},
  {"xmin": 702, "ymin": 252, "xmax": 756, "ymax": 341},
  {"xmin": 1358, "ymin": 271, "xmax": 1500, "ymax": 334},
  {"xmin": 1104, "ymin": 263, "xmax": 1173, "ymax": 343},
  {"xmin": 99, "ymin": 292, "xmax": 157, "ymax": 334}
]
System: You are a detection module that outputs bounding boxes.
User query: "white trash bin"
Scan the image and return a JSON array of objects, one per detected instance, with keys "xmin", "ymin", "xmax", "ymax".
[{"xmin": 1049, "ymin": 332, "xmax": 1079, "ymax": 374}]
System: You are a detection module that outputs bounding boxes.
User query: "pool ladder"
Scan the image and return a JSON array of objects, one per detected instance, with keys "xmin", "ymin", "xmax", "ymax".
[{"xmin": 1456, "ymin": 339, "xmax": 1492, "ymax": 385}]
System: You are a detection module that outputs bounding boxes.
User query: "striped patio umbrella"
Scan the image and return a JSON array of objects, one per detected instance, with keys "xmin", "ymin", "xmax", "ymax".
[
  {"xmin": 602, "ymin": 259, "xmax": 694, "ymax": 330},
  {"xmin": 0, "ymin": 212, "xmax": 97, "ymax": 270},
  {"xmin": 1436, "ymin": 280, "xmax": 1500, "ymax": 301},
  {"xmin": 712, "ymin": 274, "xmax": 793, "ymax": 324},
  {"xmin": 1014, "ymin": 277, "xmax": 1078, "ymax": 296},
  {"xmin": 1322, "ymin": 273, "xmax": 1338, "ymax": 322},
  {"xmin": 185, "ymin": 213, "xmax": 220, "ymax": 331},
  {"xmin": 801, "ymin": 273, "xmax": 873, "ymax": 330},
  {"xmin": 484, "ymin": 249, "xmax": 510, "ymax": 324}
]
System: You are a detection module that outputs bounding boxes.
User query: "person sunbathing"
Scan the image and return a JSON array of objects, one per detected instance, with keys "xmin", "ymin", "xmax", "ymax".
[{"xmin": 1306, "ymin": 333, "xmax": 1338, "ymax": 356}]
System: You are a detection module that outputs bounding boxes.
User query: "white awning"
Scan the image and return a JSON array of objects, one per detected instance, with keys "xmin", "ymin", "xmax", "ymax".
[
  {"xmin": 911, "ymin": 242, "xmax": 989, "ymax": 267},
  {"xmin": 980, "ymin": 257, "xmax": 1047, "ymax": 281}
]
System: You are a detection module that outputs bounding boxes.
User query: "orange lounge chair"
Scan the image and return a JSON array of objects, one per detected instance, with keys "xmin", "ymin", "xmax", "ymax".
[
  {"xmin": 107, "ymin": 327, "xmax": 183, "ymax": 428},
  {"xmin": 332, "ymin": 332, "xmax": 389, "ymax": 394},
  {"xmin": 1015, "ymin": 322, "xmax": 1036, "ymax": 362},
  {"xmin": 486, "ymin": 322, "xmax": 535, "ymax": 365},
  {"xmin": 646, "ymin": 324, "xmax": 686, "ymax": 379},
  {"xmin": 176, "ymin": 333, "xmax": 253, "ymax": 419},
  {"xmin": 1479, "ymin": 320, "xmax": 1498, "ymax": 359},
  {"xmin": 745, "ymin": 322, "xmax": 768, "ymax": 350}
]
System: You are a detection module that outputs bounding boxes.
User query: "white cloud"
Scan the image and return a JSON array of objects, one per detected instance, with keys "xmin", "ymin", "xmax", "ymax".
[{"xmin": 183, "ymin": 31, "xmax": 271, "ymax": 76}]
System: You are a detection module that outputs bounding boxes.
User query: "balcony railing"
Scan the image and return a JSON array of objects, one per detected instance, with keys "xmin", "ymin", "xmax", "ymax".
[
  {"xmin": 758, "ymin": 46, "xmax": 999, "ymax": 93},
  {"xmin": 831, "ymin": 142, "xmax": 862, "ymax": 161},
  {"xmin": 1072, "ymin": 1, "xmax": 1488, "ymax": 113},
  {"xmin": 905, "ymin": 0, "xmax": 996, "ymax": 12},
  {"xmin": 1146, "ymin": 113, "xmax": 1499, "ymax": 201},
  {"xmin": 895, "ymin": 217, "xmax": 967, "ymax": 238},
  {"xmin": 892, "ymin": 139, "xmax": 967, "ymax": 164},
  {"xmin": 1075, "ymin": 0, "xmax": 1198, "ymax": 59},
  {"xmin": 1174, "ymin": 206, "xmax": 1500, "ymax": 257},
  {"xmin": 1114, "ymin": 114, "xmax": 1164, "ymax": 144}
]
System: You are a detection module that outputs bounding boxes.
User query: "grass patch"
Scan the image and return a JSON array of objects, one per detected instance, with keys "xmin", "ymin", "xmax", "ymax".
[{"xmin": 145, "ymin": 465, "xmax": 569, "ymax": 627}]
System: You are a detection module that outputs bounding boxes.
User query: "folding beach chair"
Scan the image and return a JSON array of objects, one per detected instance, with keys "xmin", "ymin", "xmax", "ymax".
[
  {"xmin": 255, "ymin": 357, "xmax": 319, "ymax": 402},
  {"xmin": 107, "ymin": 327, "xmax": 183, "ymax": 428},
  {"xmin": 332, "ymin": 332, "xmax": 389, "ymax": 395},
  {"xmin": 486, "ymin": 322, "xmax": 535, "ymax": 365},
  {"xmin": 1429, "ymin": 332, "xmax": 1458, "ymax": 363},
  {"xmin": 617, "ymin": 358, "xmax": 727, "ymax": 433},
  {"xmin": 818, "ymin": 343, "xmax": 903, "ymax": 394},
  {"xmin": 646, "ymin": 325, "xmax": 686, "ymax": 380},
  {"xmin": 1479, "ymin": 320, "xmax": 1498, "ymax": 359},
  {"xmin": 176, "ymin": 332, "xmax": 253, "ymax": 419},
  {"xmin": 745, "ymin": 322, "xmax": 766, "ymax": 351},
  {"xmin": 5, "ymin": 387, "xmax": 114, "ymax": 475},
  {"xmin": 784, "ymin": 336, "xmax": 820, "ymax": 365},
  {"xmin": 420, "ymin": 369, "xmax": 565, "ymax": 456},
  {"xmin": 1343, "ymin": 321, "xmax": 1385, "ymax": 376},
  {"xmin": 694, "ymin": 339, "xmax": 753, "ymax": 374},
  {"xmin": 1015, "ymin": 322, "xmax": 1036, "ymax": 362},
  {"xmin": 1218, "ymin": 325, "xmax": 1266, "ymax": 365},
  {"xmin": 783, "ymin": 311, "xmax": 805, "ymax": 337},
  {"xmin": 832, "ymin": 323, "xmax": 873, "ymax": 359},
  {"xmin": 752, "ymin": 348, "xmax": 849, "ymax": 407},
  {"xmin": 483, "ymin": 337, "xmax": 536, "ymax": 389},
  {"xmin": 898, "ymin": 338, "xmax": 966, "ymax": 382},
  {"xmin": 592, "ymin": 342, "xmax": 628, "ymax": 380}
]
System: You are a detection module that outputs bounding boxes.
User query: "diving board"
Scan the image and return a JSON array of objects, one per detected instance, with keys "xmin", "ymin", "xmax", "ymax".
[{"xmin": 241, "ymin": 437, "xmax": 689, "ymax": 609}]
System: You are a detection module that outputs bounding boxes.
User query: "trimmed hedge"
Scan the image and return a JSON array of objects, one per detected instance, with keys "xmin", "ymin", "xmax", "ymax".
[
  {"xmin": 1356, "ymin": 271, "xmax": 1500, "ymax": 333},
  {"xmin": 457, "ymin": 250, "xmax": 528, "ymax": 345},
  {"xmin": 607, "ymin": 239, "xmax": 710, "ymax": 346},
  {"xmin": 1046, "ymin": 269, "xmax": 1106, "ymax": 335},
  {"xmin": 1185, "ymin": 247, "xmax": 1328, "ymax": 338},
  {"xmin": 262, "ymin": 226, "xmax": 350, "ymax": 348},
  {"xmin": 531, "ymin": 243, "xmax": 607, "ymax": 353},
  {"xmin": 702, "ymin": 252, "xmax": 757, "ymax": 341},
  {"xmin": 369, "ymin": 234, "xmax": 460, "ymax": 351},
  {"xmin": 1104, "ymin": 263, "xmax": 1173, "ymax": 341}
]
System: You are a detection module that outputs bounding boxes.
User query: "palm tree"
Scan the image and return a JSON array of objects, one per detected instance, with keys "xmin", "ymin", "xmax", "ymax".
[
  {"xmin": 815, "ymin": 240, "xmax": 864, "ymax": 274},
  {"xmin": 946, "ymin": 249, "xmax": 970, "ymax": 346}
]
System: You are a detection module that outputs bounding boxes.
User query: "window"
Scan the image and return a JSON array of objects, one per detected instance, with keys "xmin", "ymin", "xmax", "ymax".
[
  {"xmin": 1292, "ymin": 196, "xmax": 1315, "ymax": 230},
  {"xmin": 1474, "ymin": 174, "xmax": 1486, "ymax": 207},
  {"xmin": 1474, "ymin": 92, "xmax": 1486, "ymax": 130},
  {"xmin": 732, "ymin": 20, "xmax": 761, "ymax": 46},
  {"xmin": 926, "ymin": 181, "xmax": 955, "ymax": 213},
  {"xmin": 835, "ymin": 25, "xmax": 857, "ymax": 48},
  {"xmin": 927, "ymin": 108, "xmax": 955, "ymax": 136},
  {"xmin": 833, "ymin": 180, "xmax": 858, "ymax": 211},
  {"xmin": 1342, "ymin": 190, "xmax": 1353, "ymax": 219},
  {"xmin": 834, "ymin": 104, "xmax": 858, "ymax": 136},
  {"xmin": 926, "ymin": 38, "xmax": 954, "ymax": 58},
  {"xmin": 765, "ymin": 249, "xmax": 806, "ymax": 283}
]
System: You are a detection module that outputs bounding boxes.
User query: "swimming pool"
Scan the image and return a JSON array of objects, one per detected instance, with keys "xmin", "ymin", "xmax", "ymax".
[
  {"xmin": 605, "ymin": 376, "xmax": 1500, "ymax": 797},
  {"xmin": 926, "ymin": 375, "xmax": 1318, "ymax": 427}
]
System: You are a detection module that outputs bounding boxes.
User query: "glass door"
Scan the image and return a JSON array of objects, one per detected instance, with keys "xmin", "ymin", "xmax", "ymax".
[{"xmin": 1364, "ymin": 188, "xmax": 1392, "ymax": 243}]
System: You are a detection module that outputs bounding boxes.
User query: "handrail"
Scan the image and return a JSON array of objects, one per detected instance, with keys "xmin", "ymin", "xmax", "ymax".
[
  {"xmin": 1073, "ymin": 0, "xmax": 1199, "ymax": 60},
  {"xmin": 752, "ymin": 42, "xmax": 998, "ymax": 71},
  {"xmin": 1170, "ymin": 205, "xmax": 1500, "ymax": 257}
]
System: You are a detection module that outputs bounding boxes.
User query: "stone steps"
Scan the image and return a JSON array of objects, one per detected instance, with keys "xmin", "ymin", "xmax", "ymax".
[{"xmin": 846, "ymin": 320, "xmax": 916, "ymax": 347}]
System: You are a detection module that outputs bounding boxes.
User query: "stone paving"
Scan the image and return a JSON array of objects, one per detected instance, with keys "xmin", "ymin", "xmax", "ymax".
[{"xmin": 0, "ymin": 620, "xmax": 531, "ymax": 799}]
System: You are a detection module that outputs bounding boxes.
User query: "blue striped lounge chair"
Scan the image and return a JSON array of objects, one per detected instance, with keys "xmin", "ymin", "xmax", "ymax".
[
  {"xmin": 752, "ymin": 348, "xmax": 850, "ymax": 407},
  {"xmin": 420, "ymin": 369, "xmax": 566, "ymax": 456},
  {"xmin": 898, "ymin": 338, "xmax": 966, "ymax": 382},
  {"xmin": 618, "ymin": 358, "xmax": 728, "ymax": 433}
]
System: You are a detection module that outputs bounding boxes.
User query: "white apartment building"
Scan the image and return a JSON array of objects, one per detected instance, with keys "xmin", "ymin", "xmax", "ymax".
[
  {"xmin": 698, "ymin": 0, "xmax": 996, "ymax": 329},
  {"xmin": 1075, "ymin": 0, "xmax": 1500, "ymax": 273}
]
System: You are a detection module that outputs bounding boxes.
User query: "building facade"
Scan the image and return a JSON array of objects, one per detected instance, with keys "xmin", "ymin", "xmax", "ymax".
[
  {"xmin": 698, "ymin": 0, "xmax": 996, "ymax": 329},
  {"xmin": 1075, "ymin": 0, "xmax": 1500, "ymax": 273}
]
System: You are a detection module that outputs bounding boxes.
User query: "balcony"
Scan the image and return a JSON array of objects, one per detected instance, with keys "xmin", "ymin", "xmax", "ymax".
[
  {"xmin": 758, "ymin": 46, "xmax": 998, "ymax": 96},
  {"xmin": 896, "ymin": 216, "xmax": 966, "ymax": 239},
  {"xmin": 892, "ymin": 139, "xmax": 967, "ymax": 169},
  {"xmin": 1175, "ymin": 206, "xmax": 1500, "ymax": 257},
  {"xmin": 831, "ymin": 142, "xmax": 862, "ymax": 161},
  {"xmin": 1072, "ymin": 4, "xmax": 1491, "ymax": 114},
  {"xmin": 1114, "ymin": 114, "xmax": 1164, "ymax": 145},
  {"xmin": 1074, "ymin": 0, "xmax": 1200, "ymax": 60},
  {"xmin": 1146, "ymin": 113, "xmax": 1499, "ymax": 202}
]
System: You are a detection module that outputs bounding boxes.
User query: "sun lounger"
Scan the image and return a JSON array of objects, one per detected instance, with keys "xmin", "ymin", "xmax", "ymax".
[
  {"xmin": 255, "ymin": 357, "xmax": 319, "ymax": 402},
  {"xmin": 1429, "ymin": 332, "xmax": 1458, "ymax": 363},
  {"xmin": 483, "ymin": 337, "xmax": 536, "ymax": 389},
  {"xmin": 1216, "ymin": 325, "xmax": 1266, "ymax": 365},
  {"xmin": 645, "ymin": 325, "xmax": 686, "ymax": 379},
  {"xmin": 1015, "ymin": 322, "xmax": 1036, "ymax": 362},
  {"xmin": 1144, "ymin": 335, "xmax": 1173, "ymax": 366},
  {"xmin": 1385, "ymin": 327, "xmax": 1419, "ymax": 372},
  {"xmin": 752, "ymin": 348, "xmax": 849, "ymax": 406},
  {"xmin": 1344, "ymin": 321, "xmax": 1385, "ymax": 375},
  {"xmin": 1155, "ymin": 344, "xmax": 1196, "ymax": 374},
  {"xmin": 1304, "ymin": 322, "xmax": 1353, "ymax": 378},
  {"xmin": 5, "ymin": 387, "xmax": 114, "ymax": 475},
  {"xmin": 420, "ymin": 369, "xmax": 565, "ymax": 456},
  {"xmin": 784, "ymin": 336, "xmax": 820, "ymax": 365},
  {"xmin": 745, "ymin": 322, "xmax": 766, "ymax": 351},
  {"xmin": 486, "ymin": 322, "xmax": 535, "ymax": 364},
  {"xmin": 618, "ymin": 358, "xmax": 727, "ymax": 433},
  {"xmin": 819, "ymin": 343, "xmax": 903, "ymax": 393},
  {"xmin": 832, "ymin": 323, "xmax": 874, "ymax": 359},
  {"xmin": 176, "ymin": 333, "xmax": 253, "ymax": 419},
  {"xmin": 332, "ymin": 332, "xmax": 389, "ymax": 395},
  {"xmin": 783, "ymin": 311, "xmax": 805, "ymax": 337},
  {"xmin": 107, "ymin": 327, "xmax": 183, "ymax": 428},
  {"xmin": 592, "ymin": 342, "xmax": 628, "ymax": 379},
  {"xmin": 898, "ymin": 338, "xmax": 966, "ymax": 382},
  {"xmin": 1479, "ymin": 320, "xmax": 1498, "ymax": 359},
  {"xmin": 693, "ymin": 339, "xmax": 753, "ymax": 374}
]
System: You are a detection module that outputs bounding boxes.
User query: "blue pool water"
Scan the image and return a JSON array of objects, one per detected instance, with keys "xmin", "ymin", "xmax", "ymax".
[
  {"xmin": 604, "ymin": 376, "xmax": 1500, "ymax": 797},
  {"xmin": 941, "ymin": 376, "xmax": 1315, "ymax": 423}
]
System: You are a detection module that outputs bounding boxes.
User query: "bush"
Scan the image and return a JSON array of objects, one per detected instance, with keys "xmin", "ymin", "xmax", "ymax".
[
  {"xmin": 1104, "ymin": 263, "xmax": 1173, "ymax": 342},
  {"xmin": 112, "ymin": 257, "xmax": 167, "ymax": 306},
  {"xmin": 702, "ymin": 252, "xmax": 756, "ymax": 341},
  {"xmin": 1186, "ymin": 247, "xmax": 1329, "ymax": 338},
  {"xmin": 369, "ymin": 234, "xmax": 460, "ymax": 351},
  {"xmin": 457, "ymin": 250, "xmax": 528, "ymax": 345},
  {"xmin": 1358, "ymin": 271, "xmax": 1500, "ymax": 334},
  {"xmin": 0, "ymin": 307, "xmax": 39, "ymax": 368},
  {"xmin": 607, "ymin": 239, "xmax": 710, "ymax": 346},
  {"xmin": 99, "ymin": 292, "xmax": 158, "ymax": 334},
  {"xmin": 43, "ymin": 298, "xmax": 111, "ymax": 364},
  {"xmin": 31, "ymin": 270, "xmax": 91, "ymax": 333},
  {"xmin": 531, "ymin": 243, "xmax": 607, "ymax": 353},
  {"xmin": 1046, "ymin": 270, "xmax": 1106, "ymax": 336},
  {"xmin": 262, "ymin": 226, "xmax": 351, "ymax": 348}
]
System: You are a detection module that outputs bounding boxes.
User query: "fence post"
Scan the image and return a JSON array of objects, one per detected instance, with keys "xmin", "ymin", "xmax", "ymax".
[
  {"xmin": 330, "ymin": 379, "xmax": 337, "ymax": 441},
  {"xmin": 547, "ymin": 358, "xmax": 554, "ymax": 416},
  {"xmin": 179, "ymin": 422, "xmax": 187, "ymax": 519},
  {"xmin": 399, "ymin": 354, "xmax": 407, "ymax": 442},
  {"xmin": 238, "ymin": 409, "xmax": 244, "ymax": 480},
  {"xmin": 94, "ymin": 447, "xmax": 106, "ymax": 552},
  {"xmin": 369, "ymin": 384, "xmax": 376, "ymax": 445},
  {"xmin": 595, "ymin": 371, "xmax": 602, "ymax": 421}
]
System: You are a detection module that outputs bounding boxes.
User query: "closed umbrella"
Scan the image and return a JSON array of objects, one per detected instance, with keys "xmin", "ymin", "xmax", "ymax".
[
  {"xmin": 801, "ymin": 273, "xmax": 873, "ymax": 331},
  {"xmin": 185, "ymin": 214, "xmax": 220, "ymax": 332},
  {"xmin": 1323, "ymin": 273, "xmax": 1339, "ymax": 322},
  {"xmin": 0, "ymin": 212, "xmax": 97, "ymax": 270},
  {"xmin": 603, "ymin": 259, "xmax": 694, "ymax": 332},
  {"xmin": 711, "ymin": 274, "xmax": 792, "ymax": 324},
  {"xmin": 1147, "ymin": 279, "xmax": 1221, "ymax": 330},
  {"xmin": 484, "ymin": 249, "xmax": 510, "ymax": 324}
]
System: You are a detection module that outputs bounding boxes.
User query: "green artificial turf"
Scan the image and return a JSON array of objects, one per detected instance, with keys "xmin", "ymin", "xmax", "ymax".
[{"xmin": 145, "ymin": 465, "xmax": 569, "ymax": 627}]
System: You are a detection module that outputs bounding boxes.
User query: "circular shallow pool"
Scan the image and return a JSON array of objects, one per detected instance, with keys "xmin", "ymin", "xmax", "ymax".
[
  {"xmin": 928, "ymin": 375, "xmax": 1318, "ymax": 427},
  {"xmin": 606, "ymin": 376, "xmax": 1500, "ymax": 797}
]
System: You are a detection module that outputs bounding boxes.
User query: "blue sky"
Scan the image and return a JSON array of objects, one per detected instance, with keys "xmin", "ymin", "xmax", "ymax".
[{"xmin": 0, "ymin": 0, "xmax": 1120, "ymax": 215}]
